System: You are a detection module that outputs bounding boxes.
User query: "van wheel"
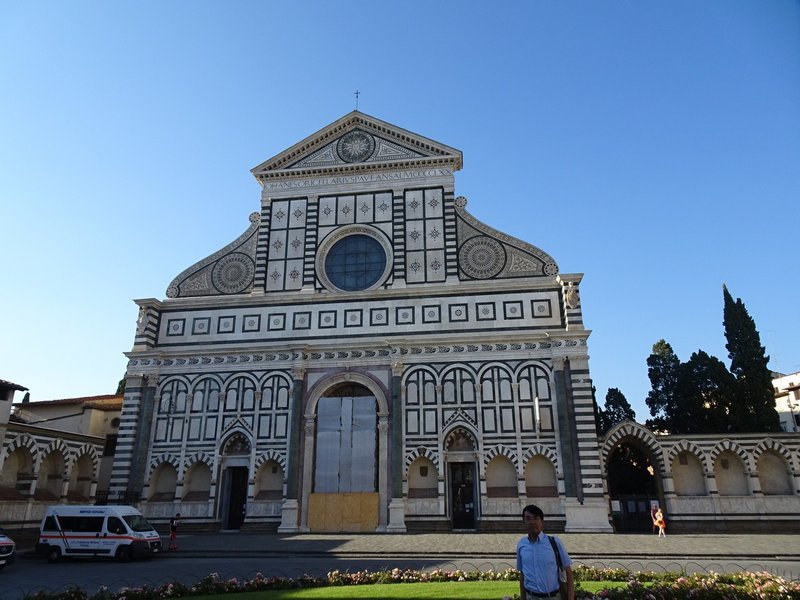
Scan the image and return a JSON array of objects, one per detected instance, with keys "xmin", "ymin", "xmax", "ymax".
[
  {"xmin": 116, "ymin": 545, "xmax": 131, "ymax": 563},
  {"xmin": 47, "ymin": 547, "xmax": 61, "ymax": 564}
]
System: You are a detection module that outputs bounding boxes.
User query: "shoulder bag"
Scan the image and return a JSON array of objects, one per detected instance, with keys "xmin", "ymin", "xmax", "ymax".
[{"xmin": 548, "ymin": 535, "xmax": 567, "ymax": 598}]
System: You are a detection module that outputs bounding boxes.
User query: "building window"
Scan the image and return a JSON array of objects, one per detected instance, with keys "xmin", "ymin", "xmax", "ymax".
[
  {"xmin": 324, "ymin": 234, "xmax": 387, "ymax": 291},
  {"xmin": 103, "ymin": 434, "xmax": 118, "ymax": 457}
]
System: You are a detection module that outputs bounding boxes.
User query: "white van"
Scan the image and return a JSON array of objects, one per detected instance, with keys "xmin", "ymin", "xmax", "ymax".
[{"xmin": 36, "ymin": 505, "xmax": 162, "ymax": 562}]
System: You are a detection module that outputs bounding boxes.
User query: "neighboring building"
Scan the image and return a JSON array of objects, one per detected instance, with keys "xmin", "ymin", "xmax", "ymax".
[
  {"xmin": 110, "ymin": 111, "xmax": 610, "ymax": 533},
  {"xmin": 0, "ymin": 379, "xmax": 28, "ymax": 455},
  {"xmin": 0, "ymin": 394, "xmax": 121, "ymax": 528},
  {"xmin": 773, "ymin": 371, "xmax": 800, "ymax": 433},
  {"xmin": 600, "ymin": 422, "xmax": 800, "ymax": 533}
]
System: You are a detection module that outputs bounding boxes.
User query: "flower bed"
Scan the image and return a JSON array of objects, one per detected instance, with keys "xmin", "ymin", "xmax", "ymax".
[{"xmin": 20, "ymin": 567, "xmax": 800, "ymax": 600}]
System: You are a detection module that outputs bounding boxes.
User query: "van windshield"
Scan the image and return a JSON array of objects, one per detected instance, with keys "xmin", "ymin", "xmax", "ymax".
[{"xmin": 122, "ymin": 514, "xmax": 154, "ymax": 532}]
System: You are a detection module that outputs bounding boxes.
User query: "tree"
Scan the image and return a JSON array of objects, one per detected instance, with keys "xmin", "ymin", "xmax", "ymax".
[
  {"xmin": 602, "ymin": 388, "xmax": 636, "ymax": 431},
  {"xmin": 645, "ymin": 340, "xmax": 681, "ymax": 432},
  {"xmin": 116, "ymin": 376, "xmax": 126, "ymax": 395},
  {"xmin": 673, "ymin": 350, "xmax": 735, "ymax": 434},
  {"xmin": 591, "ymin": 386, "xmax": 606, "ymax": 435},
  {"xmin": 722, "ymin": 285, "xmax": 781, "ymax": 432}
]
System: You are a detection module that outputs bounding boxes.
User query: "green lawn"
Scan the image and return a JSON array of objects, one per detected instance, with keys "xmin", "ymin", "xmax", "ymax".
[{"xmin": 189, "ymin": 580, "xmax": 626, "ymax": 599}]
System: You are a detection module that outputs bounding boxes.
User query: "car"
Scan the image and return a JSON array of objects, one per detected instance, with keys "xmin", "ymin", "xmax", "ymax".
[{"xmin": 0, "ymin": 528, "xmax": 15, "ymax": 570}]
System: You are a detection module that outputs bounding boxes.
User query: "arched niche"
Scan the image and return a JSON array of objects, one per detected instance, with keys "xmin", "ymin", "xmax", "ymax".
[
  {"xmin": 67, "ymin": 454, "xmax": 94, "ymax": 501},
  {"xmin": 485, "ymin": 455, "xmax": 517, "ymax": 498},
  {"xmin": 149, "ymin": 463, "xmax": 178, "ymax": 502},
  {"xmin": 35, "ymin": 451, "xmax": 65, "ymax": 501},
  {"xmin": 757, "ymin": 450, "xmax": 793, "ymax": 495},
  {"xmin": 524, "ymin": 455, "xmax": 558, "ymax": 498},
  {"xmin": 0, "ymin": 447, "xmax": 33, "ymax": 500},
  {"xmin": 183, "ymin": 462, "xmax": 212, "ymax": 501},
  {"xmin": 255, "ymin": 460, "xmax": 284, "ymax": 500},
  {"xmin": 407, "ymin": 456, "xmax": 438, "ymax": 498},
  {"xmin": 714, "ymin": 451, "xmax": 749, "ymax": 496},
  {"xmin": 671, "ymin": 451, "xmax": 707, "ymax": 496}
]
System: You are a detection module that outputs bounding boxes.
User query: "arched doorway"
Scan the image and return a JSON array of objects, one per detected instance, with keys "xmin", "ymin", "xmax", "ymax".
[
  {"xmin": 444, "ymin": 427, "xmax": 479, "ymax": 530},
  {"xmin": 219, "ymin": 432, "xmax": 250, "ymax": 530},
  {"xmin": 606, "ymin": 440, "xmax": 661, "ymax": 532},
  {"xmin": 308, "ymin": 383, "xmax": 379, "ymax": 532}
]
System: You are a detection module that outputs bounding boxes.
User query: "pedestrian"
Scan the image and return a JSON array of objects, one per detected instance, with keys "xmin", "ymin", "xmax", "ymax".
[
  {"xmin": 654, "ymin": 508, "xmax": 666, "ymax": 538},
  {"xmin": 168, "ymin": 513, "xmax": 180, "ymax": 550},
  {"xmin": 517, "ymin": 504, "xmax": 574, "ymax": 600}
]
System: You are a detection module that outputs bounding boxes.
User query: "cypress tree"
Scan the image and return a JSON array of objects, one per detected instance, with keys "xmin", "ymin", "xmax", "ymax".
[
  {"xmin": 722, "ymin": 285, "xmax": 781, "ymax": 432},
  {"xmin": 645, "ymin": 340, "xmax": 680, "ymax": 432},
  {"xmin": 603, "ymin": 387, "xmax": 636, "ymax": 430},
  {"xmin": 674, "ymin": 350, "xmax": 735, "ymax": 434},
  {"xmin": 592, "ymin": 386, "xmax": 607, "ymax": 435}
]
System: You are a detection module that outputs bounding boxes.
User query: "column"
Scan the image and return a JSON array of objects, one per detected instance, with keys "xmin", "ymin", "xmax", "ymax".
[
  {"xmin": 387, "ymin": 361, "xmax": 407, "ymax": 532},
  {"xmin": 279, "ymin": 363, "xmax": 305, "ymax": 532},
  {"xmin": 376, "ymin": 414, "xmax": 389, "ymax": 531},
  {"xmin": 553, "ymin": 358, "xmax": 579, "ymax": 499},
  {"xmin": 298, "ymin": 416, "xmax": 316, "ymax": 532},
  {"xmin": 128, "ymin": 375, "xmax": 158, "ymax": 504},
  {"xmin": 556, "ymin": 357, "xmax": 613, "ymax": 532},
  {"xmin": 109, "ymin": 374, "xmax": 157, "ymax": 505}
]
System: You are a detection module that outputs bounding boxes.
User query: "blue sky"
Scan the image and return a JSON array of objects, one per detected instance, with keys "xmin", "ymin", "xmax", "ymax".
[{"xmin": 2, "ymin": 1, "xmax": 798, "ymax": 421}]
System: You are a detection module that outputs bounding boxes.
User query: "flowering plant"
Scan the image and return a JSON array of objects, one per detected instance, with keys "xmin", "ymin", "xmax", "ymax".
[{"xmin": 20, "ymin": 567, "xmax": 800, "ymax": 600}]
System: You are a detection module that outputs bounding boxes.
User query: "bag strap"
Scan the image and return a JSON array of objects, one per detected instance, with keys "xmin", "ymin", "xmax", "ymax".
[{"xmin": 548, "ymin": 535, "xmax": 563, "ymax": 571}]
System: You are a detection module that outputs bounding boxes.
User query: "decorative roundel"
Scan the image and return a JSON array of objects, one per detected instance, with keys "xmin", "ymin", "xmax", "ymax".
[
  {"xmin": 212, "ymin": 252, "xmax": 255, "ymax": 294},
  {"xmin": 459, "ymin": 236, "xmax": 506, "ymax": 279},
  {"xmin": 543, "ymin": 262, "xmax": 559, "ymax": 276},
  {"xmin": 166, "ymin": 285, "xmax": 179, "ymax": 298},
  {"xmin": 336, "ymin": 130, "xmax": 375, "ymax": 163},
  {"xmin": 455, "ymin": 196, "xmax": 468, "ymax": 208}
]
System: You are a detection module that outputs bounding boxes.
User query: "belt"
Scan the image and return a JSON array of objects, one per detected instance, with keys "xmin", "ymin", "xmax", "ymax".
[{"xmin": 526, "ymin": 589, "xmax": 560, "ymax": 598}]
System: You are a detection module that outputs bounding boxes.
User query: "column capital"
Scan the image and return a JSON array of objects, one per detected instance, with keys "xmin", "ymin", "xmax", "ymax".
[
  {"xmin": 303, "ymin": 416, "xmax": 316, "ymax": 435},
  {"xmin": 292, "ymin": 363, "xmax": 306, "ymax": 380},
  {"xmin": 391, "ymin": 361, "xmax": 405, "ymax": 377}
]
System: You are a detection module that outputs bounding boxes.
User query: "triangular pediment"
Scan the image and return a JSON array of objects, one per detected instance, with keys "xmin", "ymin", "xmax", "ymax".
[{"xmin": 251, "ymin": 111, "xmax": 462, "ymax": 182}]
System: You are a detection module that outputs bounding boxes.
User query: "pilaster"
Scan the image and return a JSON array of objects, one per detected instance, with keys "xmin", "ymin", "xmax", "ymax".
[
  {"xmin": 279, "ymin": 363, "xmax": 305, "ymax": 532},
  {"xmin": 387, "ymin": 361, "xmax": 407, "ymax": 532}
]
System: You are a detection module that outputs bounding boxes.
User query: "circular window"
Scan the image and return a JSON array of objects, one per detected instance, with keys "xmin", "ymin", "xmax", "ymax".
[{"xmin": 324, "ymin": 234, "xmax": 387, "ymax": 291}]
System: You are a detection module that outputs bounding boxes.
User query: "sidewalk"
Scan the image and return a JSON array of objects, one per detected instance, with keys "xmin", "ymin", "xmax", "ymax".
[{"xmin": 160, "ymin": 531, "xmax": 800, "ymax": 561}]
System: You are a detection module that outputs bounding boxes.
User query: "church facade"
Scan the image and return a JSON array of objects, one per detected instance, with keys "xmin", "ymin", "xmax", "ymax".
[{"xmin": 108, "ymin": 112, "xmax": 612, "ymax": 533}]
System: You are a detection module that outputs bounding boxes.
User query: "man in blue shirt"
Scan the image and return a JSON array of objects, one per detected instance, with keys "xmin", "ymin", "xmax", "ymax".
[{"xmin": 516, "ymin": 504, "xmax": 574, "ymax": 600}]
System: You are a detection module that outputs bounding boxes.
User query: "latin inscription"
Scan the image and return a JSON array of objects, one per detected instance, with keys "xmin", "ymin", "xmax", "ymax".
[{"xmin": 264, "ymin": 169, "xmax": 451, "ymax": 190}]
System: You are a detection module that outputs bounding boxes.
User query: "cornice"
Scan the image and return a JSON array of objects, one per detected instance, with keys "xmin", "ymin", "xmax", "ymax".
[
  {"xmin": 254, "ymin": 156, "xmax": 460, "ymax": 182},
  {"xmin": 7, "ymin": 422, "xmax": 105, "ymax": 444},
  {"xmin": 125, "ymin": 334, "xmax": 590, "ymax": 373},
  {"xmin": 148, "ymin": 274, "xmax": 577, "ymax": 311}
]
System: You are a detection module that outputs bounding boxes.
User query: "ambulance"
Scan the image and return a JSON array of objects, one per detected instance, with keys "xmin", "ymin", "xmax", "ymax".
[
  {"xmin": 0, "ymin": 528, "xmax": 15, "ymax": 570},
  {"xmin": 36, "ymin": 505, "xmax": 162, "ymax": 562}
]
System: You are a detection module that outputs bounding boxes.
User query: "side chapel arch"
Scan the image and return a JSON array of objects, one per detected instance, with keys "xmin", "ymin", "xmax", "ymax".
[{"xmin": 601, "ymin": 422, "xmax": 665, "ymax": 532}]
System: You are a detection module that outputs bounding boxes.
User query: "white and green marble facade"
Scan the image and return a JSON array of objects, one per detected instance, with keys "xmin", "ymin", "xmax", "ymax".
[{"xmin": 108, "ymin": 112, "xmax": 611, "ymax": 533}]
